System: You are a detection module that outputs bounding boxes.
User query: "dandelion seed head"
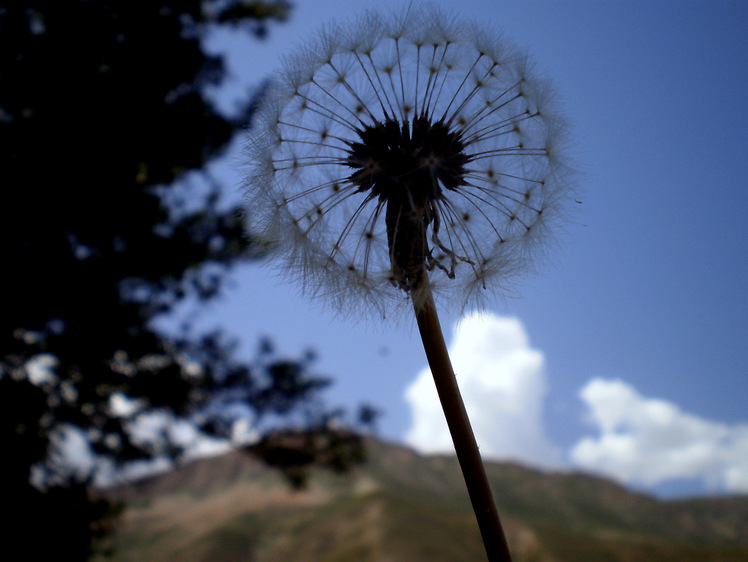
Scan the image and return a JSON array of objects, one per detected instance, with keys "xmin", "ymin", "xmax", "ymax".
[{"xmin": 244, "ymin": 3, "xmax": 575, "ymax": 318}]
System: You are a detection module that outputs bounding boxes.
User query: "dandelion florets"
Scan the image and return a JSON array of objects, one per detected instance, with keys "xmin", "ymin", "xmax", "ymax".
[{"xmin": 244, "ymin": 4, "xmax": 573, "ymax": 317}]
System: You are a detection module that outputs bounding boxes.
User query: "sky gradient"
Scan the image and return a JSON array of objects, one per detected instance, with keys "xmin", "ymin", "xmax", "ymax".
[{"xmin": 160, "ymin": 0, "xmax": 748, "ymax": 497}]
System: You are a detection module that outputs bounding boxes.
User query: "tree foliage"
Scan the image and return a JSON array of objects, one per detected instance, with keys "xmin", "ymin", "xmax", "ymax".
[{"xmin": 0, "ymin": 1, "xmax": 367, "ymax": 558}]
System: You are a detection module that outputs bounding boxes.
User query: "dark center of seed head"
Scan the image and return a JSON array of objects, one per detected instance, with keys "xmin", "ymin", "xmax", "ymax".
[{"xmin": 345, "ymin": 116, "xmax": 470, "ymax": 292}]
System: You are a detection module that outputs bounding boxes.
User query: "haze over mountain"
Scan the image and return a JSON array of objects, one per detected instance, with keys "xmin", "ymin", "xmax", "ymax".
[{"xmin": 101, "ymin": 439, "xmax": 748, "ymax": 561}]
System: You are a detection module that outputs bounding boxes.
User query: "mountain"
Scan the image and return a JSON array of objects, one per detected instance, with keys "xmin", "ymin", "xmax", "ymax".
[{"xmin": 100, "ymin": 439, "xmax": 748, "ymax": 561}]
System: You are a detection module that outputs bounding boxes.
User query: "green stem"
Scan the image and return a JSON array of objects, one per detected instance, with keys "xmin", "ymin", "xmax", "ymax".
[{"xmin": 413, "ymin": 281, "xmax": 513, "ymax": 562}]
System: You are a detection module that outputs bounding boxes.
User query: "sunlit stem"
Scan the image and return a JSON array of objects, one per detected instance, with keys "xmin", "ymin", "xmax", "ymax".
[{"xmin": 413, "ymin": 278, "xmax": 512, "ymax": 562}]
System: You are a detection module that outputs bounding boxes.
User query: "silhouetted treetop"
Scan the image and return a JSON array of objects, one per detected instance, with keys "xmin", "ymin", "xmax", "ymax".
[{"xmin": 1, "ymin": 2, "xmax": 366, "ymax": 559}]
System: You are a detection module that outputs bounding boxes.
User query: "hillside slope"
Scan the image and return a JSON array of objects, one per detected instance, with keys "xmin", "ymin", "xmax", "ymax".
[{"xmin": 102, "ymin": 439, "xmax": 748, "ymax": 561}]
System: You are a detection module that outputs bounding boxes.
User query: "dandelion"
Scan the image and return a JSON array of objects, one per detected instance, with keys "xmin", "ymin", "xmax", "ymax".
[{"xmin": 244, "ymin": 4, "xmax": 573, "ymax": 560}]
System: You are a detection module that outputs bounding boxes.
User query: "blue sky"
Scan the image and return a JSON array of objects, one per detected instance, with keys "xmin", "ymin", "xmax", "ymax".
[{"xmin": 162, "ymin": 0, "xmax": 748, "ymax": 497}]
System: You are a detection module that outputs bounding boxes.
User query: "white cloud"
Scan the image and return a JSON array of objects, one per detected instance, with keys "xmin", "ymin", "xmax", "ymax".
[
  {"xmin": 25, "ymin": 354, "xmax": 58, "ymax": 386},
  {"xmin": 403, "ymin": 312, "xmax": 561, "ymax": 468},
  {"xmin": 571, "ymin": 378, "xmax": 748, "ymax": 493}
]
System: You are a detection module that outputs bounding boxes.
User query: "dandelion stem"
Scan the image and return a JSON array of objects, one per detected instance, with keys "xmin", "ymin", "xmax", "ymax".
[{"xmin": 414, "ymin": 281, "xmax": 513, "ymax": 562}]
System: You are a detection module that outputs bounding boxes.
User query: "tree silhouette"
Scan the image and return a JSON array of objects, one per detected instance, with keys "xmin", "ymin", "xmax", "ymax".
[{"xmin": 0, "ymin": 2, "xmax": 362, "ymax": 558}]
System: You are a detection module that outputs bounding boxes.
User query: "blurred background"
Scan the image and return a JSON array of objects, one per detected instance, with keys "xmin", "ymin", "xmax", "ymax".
[{"xmin": 3, "ymin": 0, "xmax": 747, "ymax": 559}]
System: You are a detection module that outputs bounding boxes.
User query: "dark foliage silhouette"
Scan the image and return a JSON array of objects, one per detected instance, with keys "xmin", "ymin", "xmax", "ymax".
[{"xmin": 0, "ymin": 1, "xmax": 364, "ymax": 558}]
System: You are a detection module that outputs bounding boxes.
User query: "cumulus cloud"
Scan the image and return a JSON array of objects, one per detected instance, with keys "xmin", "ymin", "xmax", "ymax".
[
  {"xmin": 402, "ymin": 313, "xmax": 748, "ymax": 494},
  {"xmin": 571, "ymin": 378, "xmax": 748, "ymax": 493},
  {"xmin": 403, "ymin": 312, "xmax": 561, "ymax": 468}
]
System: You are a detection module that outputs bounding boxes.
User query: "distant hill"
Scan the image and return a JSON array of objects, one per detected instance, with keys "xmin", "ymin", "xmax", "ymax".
[{"xmin": 101, "ymin": 439, "xmax": 748, "ymax": 561}]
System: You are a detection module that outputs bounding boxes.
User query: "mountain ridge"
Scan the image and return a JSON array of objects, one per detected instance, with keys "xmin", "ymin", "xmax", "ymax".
[{"xmin": 101, "ymin": 438, "xmax": 748, "ymax": 561}]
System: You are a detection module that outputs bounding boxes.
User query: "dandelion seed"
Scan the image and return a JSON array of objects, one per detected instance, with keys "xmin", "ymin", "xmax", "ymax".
[
  {"xmin": 244, "ymin": 4, "xmax": 572, "ymax": 318},
  {"xmin": 243, "ymin": 5, "xmax": 575, "ymax": 560}
]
